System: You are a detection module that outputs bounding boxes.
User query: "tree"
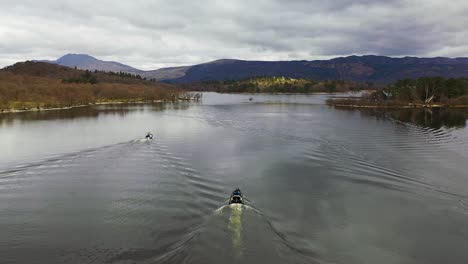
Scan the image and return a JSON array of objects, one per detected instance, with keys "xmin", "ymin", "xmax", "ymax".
[{"xmin": 325, "ymin": 81, "xmax": 337, "ymax": 93}]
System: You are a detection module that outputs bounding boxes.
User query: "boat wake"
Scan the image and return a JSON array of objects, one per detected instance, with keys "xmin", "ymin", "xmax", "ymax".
[{"xmin": 214, "ymin": 203, "xmax": 261, "ymax": 215}]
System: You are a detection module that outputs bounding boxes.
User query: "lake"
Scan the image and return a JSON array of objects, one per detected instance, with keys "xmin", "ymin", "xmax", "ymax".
[{"xmin": 1, "ymin": 93, "xmax": 468, "ymax": 264}]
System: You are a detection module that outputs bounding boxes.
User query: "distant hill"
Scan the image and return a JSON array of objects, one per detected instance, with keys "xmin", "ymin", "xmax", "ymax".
[
  {"xmin": 141, "ymin": 66, "xmax": 190, "ymax": 81},
  {"xmin": 183, "ymin": 76, "xmax": 378, "ymax": 93},
  {"xmin": 38, "ymin": 54, "xmax": 141, "ymax": 74},
  {"xmin": 30, "ymin": 54, "xmax": 468, "ymax": 84},
  {"xmin": 3, "ymin": 60, "xmax": 90, "ymax": 79}
]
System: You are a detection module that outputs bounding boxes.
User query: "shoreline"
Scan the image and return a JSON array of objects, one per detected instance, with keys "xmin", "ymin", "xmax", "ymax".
[
  {"xmin": 211, "ymin": 91, "xmax": 371, "ymax": 95},
  {"xmin": 0, "ymin": 99, "xmax": 174, "ymax": 114},
  {"xmin": 328, "ymin": 103, "xmax": 468, "ymax": 109}
]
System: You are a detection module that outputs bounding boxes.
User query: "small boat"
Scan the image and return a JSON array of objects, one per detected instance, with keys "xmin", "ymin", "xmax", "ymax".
[
  {"xmin": 145, "ymin": 132, "xmax": 153, "ymax": 140},
  {"xmin": 229, "ymin": 188, "xmax": 244, "ymax": 204}
]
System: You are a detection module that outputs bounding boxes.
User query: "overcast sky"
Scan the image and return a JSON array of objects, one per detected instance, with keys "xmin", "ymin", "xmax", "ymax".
[{"xmin": 0, "ymin": 0, "xmax": 467, "ymax": 70}]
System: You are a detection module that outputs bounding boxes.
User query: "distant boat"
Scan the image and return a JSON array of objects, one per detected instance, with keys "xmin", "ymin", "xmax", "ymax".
[{"xmin": 145, "ymin": 132, "xmax": 153, "ymax": 140}]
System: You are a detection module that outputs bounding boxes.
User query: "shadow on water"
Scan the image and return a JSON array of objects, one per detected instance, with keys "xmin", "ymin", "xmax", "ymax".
[{"xmin": 342, "ymin": 108, "xmax": 468, "ymax": 129}]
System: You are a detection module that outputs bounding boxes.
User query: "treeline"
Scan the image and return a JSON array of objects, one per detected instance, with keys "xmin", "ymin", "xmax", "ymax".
[
  {"xmin": 183, "ymin": 76, "xmax": 378, "ymax": 93},
  {"xmin": 70, "ymin": 68, "xmax": 160, "ymax": 84},
  {"xmin": 2, "ymin": 61, "xmax": 156, "ymax": 85},
  {"xmin": 62, "ymin": 70, "xmax": 98, "ymax": 84},
  {"xmin": 386, "ymin": 77, "xmax": 468, "ymax": 104},
  {"xmin": 85, "ymin": 69, "xmax": 159, "ymax": 83},
  {"xmin": 0, "ymin": 72, "xmax": 178, "ymax": 111},
  {"xmin": 101, "ymin": 70, "xmax": 158, "ymax": 82}
]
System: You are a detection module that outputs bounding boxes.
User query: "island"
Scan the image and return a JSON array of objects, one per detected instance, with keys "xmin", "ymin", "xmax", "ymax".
[{"xmin": 327, "ymin": 77, "xmax": 468, "ymax": 108}]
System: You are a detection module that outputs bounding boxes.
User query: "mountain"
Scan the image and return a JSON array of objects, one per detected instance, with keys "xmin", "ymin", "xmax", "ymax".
[
  {"xmin": 158, "ymin": 56, "xmax": 468, "ymax": 84},
  {"xmin": 141, "ymin": 66, "xmax": 190, "ymax": 81},
  {"xmin": 39, "ymin": 54, "xmax": 142, "ymax": 73},
  {"xmin": 33, "ymin": 54, "xmax": 468, "ymax": 84}
]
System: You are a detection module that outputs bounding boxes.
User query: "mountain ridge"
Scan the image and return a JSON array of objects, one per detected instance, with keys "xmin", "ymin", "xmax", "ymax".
[{"xmin": 31, "ymin": 54, "xmax": 468, "ymax": 84}]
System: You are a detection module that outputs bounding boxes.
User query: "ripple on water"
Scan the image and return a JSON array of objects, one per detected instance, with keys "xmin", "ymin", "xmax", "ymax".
[{"xmin": 0, "ymin": 138, "xmax": 231, "ymax": 263}]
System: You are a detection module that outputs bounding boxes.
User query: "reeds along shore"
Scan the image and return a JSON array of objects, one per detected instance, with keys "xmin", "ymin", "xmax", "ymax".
[{"xmin": 0, "ymin": 72, "xmax": 179, "ymax": 111}]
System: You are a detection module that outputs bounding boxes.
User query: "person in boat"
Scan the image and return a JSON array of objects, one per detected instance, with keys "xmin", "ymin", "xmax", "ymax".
[
  {"xmin": 229, "ymin": 188, "xmax": 243, "ymax": 204},
  {"xmin": 145, "ymin": 132, "xmax": 153, "ymax": 139},
  {"xmin": 233, "ymin": 188, "xmax": 242, "ymax": 196}
]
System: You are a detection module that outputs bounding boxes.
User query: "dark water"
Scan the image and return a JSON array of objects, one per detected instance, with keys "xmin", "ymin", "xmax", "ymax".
[{"xmin": 1, "ymin": 93, "xmax": 468, "ymax": 264}]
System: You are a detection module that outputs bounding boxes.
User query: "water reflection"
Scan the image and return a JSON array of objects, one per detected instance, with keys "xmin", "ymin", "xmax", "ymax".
[
  {"xmin": 0, "ymin": 102, "xmax": 192, "ymax": 125},
  {"xmin": 354, "ymin": 108, "xmax": 468, "ymax": 129}
]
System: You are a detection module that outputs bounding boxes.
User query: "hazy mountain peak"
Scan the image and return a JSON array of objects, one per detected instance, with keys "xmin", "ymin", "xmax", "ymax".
[
  {"xmin": 203, "ymin": 59, "xmax": 243, "ymax": 65},
  {"xmin": 58, "ymin": 53, "xmax": 97, "ymax": 60},
  {"xmin": 56, "ymin": 54, "xmax": 99, "ymax": 66},
  {"xmin": 45, "ymin": 53, "xmax": 141, "ymax": 73}
]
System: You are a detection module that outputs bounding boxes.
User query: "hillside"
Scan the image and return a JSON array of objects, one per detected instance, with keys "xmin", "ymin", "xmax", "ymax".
[
  {"xmin": 162, "ymin": 56, "xmax": 468, "ymax": 84},
  {"xmin": 183, "ymin": 76, "xmax": 378, "ymax": 93},
  {"xmin": 0, "ymin": 62, "xmax": 178, "ymax": 111},
  {"xmin": 2, "ymin": 61, "xmax": 162, "ymax": 85},
  {"xmin": 141, "ymin": 66, "xmax": 190, "ymax": 81}
]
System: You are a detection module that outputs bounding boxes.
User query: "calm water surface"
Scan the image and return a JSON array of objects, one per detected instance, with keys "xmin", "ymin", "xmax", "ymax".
[{"xmin": 1, "ymin": 93, "xmax": 468, "ymax": 264}]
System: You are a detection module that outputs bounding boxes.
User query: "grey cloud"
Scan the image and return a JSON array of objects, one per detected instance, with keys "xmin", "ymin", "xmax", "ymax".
[{"xmin": 0, "ymin": 0, "xmax": 467, "ymax": 69}]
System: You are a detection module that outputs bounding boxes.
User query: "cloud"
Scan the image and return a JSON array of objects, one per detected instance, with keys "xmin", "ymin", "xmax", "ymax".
[{"xmin": 0, "ymin": 0, "xmax": 467, "ymax": 69}]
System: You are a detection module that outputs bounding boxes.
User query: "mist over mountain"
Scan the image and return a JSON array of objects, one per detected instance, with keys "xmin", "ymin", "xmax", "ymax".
[{"xmin": 36, "ymin": 54, "xmax": 468, "ymax": 84}]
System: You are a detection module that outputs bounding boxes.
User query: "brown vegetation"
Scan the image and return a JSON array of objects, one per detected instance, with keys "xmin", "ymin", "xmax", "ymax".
[{"xmin": 0, "ymin": 72, "xmax": 178, "ymax": 111}]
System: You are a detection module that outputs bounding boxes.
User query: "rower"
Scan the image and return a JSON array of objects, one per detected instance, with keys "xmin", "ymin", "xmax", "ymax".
[
  {"xmin": 229, "ymin": 188, "xmax": 244, "ymax": 204},
  {"xmin": 145, "ymin": 132, "xmax": 153, "ymax": 139}
]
